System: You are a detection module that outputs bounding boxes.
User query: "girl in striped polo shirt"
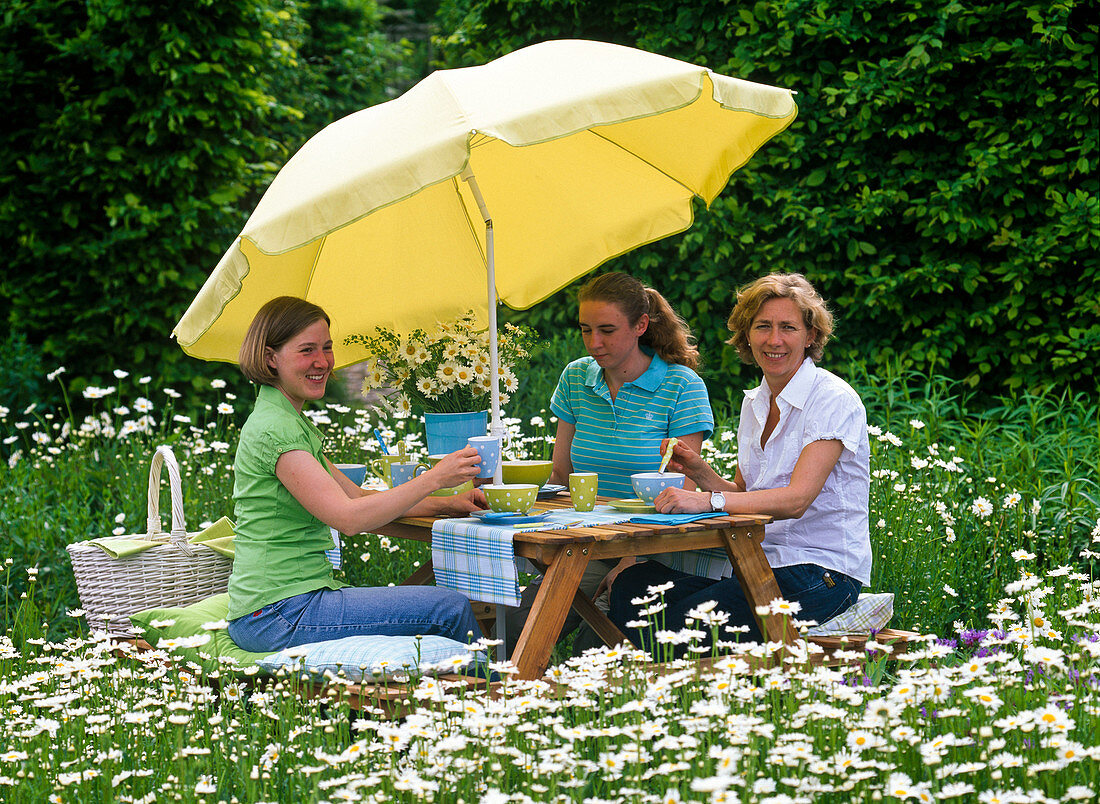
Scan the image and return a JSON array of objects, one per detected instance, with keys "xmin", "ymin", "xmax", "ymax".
[{"xmin": 504, "ymin": 272, "xmax": 714, "ymax": 655}]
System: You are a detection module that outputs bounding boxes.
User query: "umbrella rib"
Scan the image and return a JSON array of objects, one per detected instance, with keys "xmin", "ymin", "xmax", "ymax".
[
  {"xmin": 304, "ymin": 235, "xmax": 326, "ymax": 301},
  {"xmin": 450, "ymin": 174, "xmax": 487, "ymax": 266},
  {"xmin": 586, "ymin": 129, "xmax": 700, "ymax": 199}
]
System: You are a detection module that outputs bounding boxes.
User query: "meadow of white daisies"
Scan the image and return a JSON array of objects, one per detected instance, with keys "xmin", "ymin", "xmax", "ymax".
[{"xmin": 1, "ymin": 366, "xmax": 1097, "ymax": 803}]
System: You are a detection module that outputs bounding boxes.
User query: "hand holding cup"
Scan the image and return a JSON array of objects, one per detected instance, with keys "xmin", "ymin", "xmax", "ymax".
[
  {"xmin": 466, "ymin": 435, "xmax": 501, "ymax": 479},
  {"xmin": 426, "ymin": 447, "xmax": 482, "ymax": 490}
]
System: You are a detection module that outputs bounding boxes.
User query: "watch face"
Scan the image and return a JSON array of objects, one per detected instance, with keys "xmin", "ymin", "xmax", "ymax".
[{"xmin": 711, "ymin": 492, "xmax": 724, "ymax": 511}]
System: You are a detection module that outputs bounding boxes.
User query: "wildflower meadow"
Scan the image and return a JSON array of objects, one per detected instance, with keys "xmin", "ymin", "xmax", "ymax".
[{"xmin": 1, "ymin": 365, "xmax": 1097, "ymax": 802}]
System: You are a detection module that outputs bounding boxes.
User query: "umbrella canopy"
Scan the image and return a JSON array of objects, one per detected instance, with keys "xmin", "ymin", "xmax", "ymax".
[
  {"xmin": 173, "ymin": 39, "xmax": 797, "ymax": 471},
  {"xmin": 175, "ymin": 39, "xmax": 795, "ymax": 359}
]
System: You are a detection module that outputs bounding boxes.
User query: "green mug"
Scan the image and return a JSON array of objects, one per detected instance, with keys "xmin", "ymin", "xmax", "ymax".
[
  {"xmin": 568, "ymin": 472, "xmax": 598, "ymax": 512},
  {"xmin": 370, "ymin": 455, "xmax": 405, "ymax": 487}
]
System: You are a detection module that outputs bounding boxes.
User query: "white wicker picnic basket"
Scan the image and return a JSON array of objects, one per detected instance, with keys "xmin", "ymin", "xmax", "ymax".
[{"xmin": 67, "ymin": 445, "xmax": 233, "ymax": 637}]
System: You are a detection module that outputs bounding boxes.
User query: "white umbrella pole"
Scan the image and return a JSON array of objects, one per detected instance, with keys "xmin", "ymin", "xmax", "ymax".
[{"xmin": 461, "ymin": 166, "xmax": 504, "ymax": 485}]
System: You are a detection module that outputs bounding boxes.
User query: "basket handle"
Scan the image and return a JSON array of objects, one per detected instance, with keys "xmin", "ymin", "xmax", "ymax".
[{"xmin": 145, "ymin": 446, "xmax": 192, "ymax": 552}]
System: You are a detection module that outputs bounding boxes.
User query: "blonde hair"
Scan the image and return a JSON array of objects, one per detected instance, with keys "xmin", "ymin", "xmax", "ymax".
[
  {"xmin": 578, "ymin": 272, "xmax": 700, "ymax": 370},
  {"xmin": 239, "ymin": 296, "xmax": 330, "ymax": 385},
  {"xmin": 725, "ymin": 273, "xmax": 833, "ymax": 364}
]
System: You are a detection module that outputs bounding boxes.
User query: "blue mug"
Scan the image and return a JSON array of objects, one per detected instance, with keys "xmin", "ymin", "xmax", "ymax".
[
  {"xmin": 390, "ymin": 461, "xmax": 429, "ymax": 486},
  {"xmin": 467, "ymin": 435, "xmax": 501, "ymax": 479}
]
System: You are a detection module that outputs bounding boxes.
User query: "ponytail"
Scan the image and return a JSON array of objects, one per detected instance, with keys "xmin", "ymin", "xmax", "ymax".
[{"xmin": 642, "ymin": 288, "xmax": 700, "ymax": 371}]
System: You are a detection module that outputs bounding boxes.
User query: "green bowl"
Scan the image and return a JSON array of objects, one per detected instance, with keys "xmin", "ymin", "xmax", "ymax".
[
  {"xmin": 501, "ymin": 460, "xmax": 553, "ymax": 487},
  {"xmin": 431, "ymin": 480, "xmax": 474, "ymax": 497},
  {"xmin": 482, "ymin": 483, "xmax": 539, "ymax": 513}
]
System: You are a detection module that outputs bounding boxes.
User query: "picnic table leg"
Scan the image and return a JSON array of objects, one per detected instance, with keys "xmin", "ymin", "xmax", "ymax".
[
  {"xmin": 511, "ymin": 546, "xmax": 590, "ymax": 680},
  {"xmin": 717, "ymin": 527, "xmax": 800, "ymax": 645},
  {"xmin": 569, "ymin": 590, "xmax": 629, "ymax": 648},
  {"xmin": 400, "ymin": 561, "xmax": 435, "ymax": 586},
  {"xmin": 527, "ymin": 558, "xmax": 629, "ymax": 650}
]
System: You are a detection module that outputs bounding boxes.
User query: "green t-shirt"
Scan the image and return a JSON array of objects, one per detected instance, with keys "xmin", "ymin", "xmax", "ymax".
[{"xmin": 227, "ymin": 384, "xmax": 347, "ymax": 621}]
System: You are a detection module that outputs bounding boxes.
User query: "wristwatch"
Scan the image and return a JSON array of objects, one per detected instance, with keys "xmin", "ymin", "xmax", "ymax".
[{"xmin": 709, "ymin": 491, "xmax": 725, "ymax": 512}]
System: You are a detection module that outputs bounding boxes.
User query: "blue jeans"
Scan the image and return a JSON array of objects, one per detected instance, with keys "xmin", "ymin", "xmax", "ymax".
[
  {"xmin": 228, "ymin": 586, "xmax": 481, "ymax": 654},
  {"xmin": 609, "ymin": 561, "xmax": 861, "ymax": 657}
]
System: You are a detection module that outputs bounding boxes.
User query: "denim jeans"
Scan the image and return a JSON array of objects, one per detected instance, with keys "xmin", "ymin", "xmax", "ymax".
[
  {"xmin": 609, "ymin": 560, "xmax": 862, "ymax": 657},
  {"xmin": 228, "ymin": 586, "xmax": 481, "ymax": 654}
]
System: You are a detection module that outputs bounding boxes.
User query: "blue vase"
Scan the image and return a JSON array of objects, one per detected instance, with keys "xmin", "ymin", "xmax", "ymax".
[{"xmin": 423, "ymin": 410, "xmax": 488, "ymax": 455}]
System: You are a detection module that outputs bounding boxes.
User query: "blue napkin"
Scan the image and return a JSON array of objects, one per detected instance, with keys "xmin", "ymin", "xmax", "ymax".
[{"xmin": 627, "ymin": 511, "xmax": 729, "ymax": 525}]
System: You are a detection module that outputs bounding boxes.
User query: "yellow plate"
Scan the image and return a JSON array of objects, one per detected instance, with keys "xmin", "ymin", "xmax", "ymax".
[{"xmin": 608, "ymin": 498, "xmax": 657, "ymax": 514}]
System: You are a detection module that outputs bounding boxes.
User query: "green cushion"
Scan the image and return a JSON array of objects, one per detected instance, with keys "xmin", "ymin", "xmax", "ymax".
[{"xmin": 129, "ymin": 593, "xmax": 273, "ymax": 672}]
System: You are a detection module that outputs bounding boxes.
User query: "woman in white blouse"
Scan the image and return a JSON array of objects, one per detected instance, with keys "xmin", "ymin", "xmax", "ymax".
[{"xmin": 608, "ymin": 273, "xmax": 871, "ymax": 652}]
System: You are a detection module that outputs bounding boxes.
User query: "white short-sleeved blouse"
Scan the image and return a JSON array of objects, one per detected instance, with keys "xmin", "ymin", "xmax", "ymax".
[{"xmin": 739, "ymin": 358, "xmax": 872, "ymax": 586}]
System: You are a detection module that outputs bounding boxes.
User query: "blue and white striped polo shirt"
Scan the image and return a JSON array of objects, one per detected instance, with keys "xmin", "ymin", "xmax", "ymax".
[{"xmin": 550, "ymin": 352, "xmax": 714, "ymax": 499}]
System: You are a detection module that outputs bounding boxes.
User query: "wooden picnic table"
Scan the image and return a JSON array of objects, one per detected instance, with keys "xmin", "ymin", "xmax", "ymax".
[
  {"xmin": 374, "ymin": 493, "xmax": 804, "ymax": 680},
  {"xmin": 117, "ymin": 493, "xmax": 916, "ymax": 715}
]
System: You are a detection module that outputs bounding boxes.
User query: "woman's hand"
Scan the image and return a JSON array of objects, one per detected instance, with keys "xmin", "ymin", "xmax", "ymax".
[
  {"xmin": 283, "ymin": 448, "xmax": 485, "ymax": 535},
  {"xmin": 425, "ymin": 447, "xmax": 482, "ymax": 490},
  {"xmin": 415, "ymin": 487, "xmax": 488, "ymax": 517},
  {"xmin": 653, "ymin": 487, "xmax": 711, "ymax": 514},
  {"xmin": 660, "ymin": 438, "xmax": 722, "ymax": 490},
  {"xmin": 595, "ymin": 557, "xmax": 636, "ymax": 597}
]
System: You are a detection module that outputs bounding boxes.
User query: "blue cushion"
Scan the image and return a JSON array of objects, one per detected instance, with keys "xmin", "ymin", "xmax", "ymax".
[{"xmin": 257, "ymin": 634, "xmax": 487, "ymax": 682}]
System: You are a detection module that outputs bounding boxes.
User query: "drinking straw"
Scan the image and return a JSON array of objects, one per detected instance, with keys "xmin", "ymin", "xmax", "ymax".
[{"xmin": 373, "ymin": 429, "xmax": 390, "ymax": 455}]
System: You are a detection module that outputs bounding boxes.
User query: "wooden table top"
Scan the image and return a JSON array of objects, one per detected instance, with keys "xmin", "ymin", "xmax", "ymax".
[{"xmin": 378, "ymin": 493, "xmax": 771, "ymax": 545}]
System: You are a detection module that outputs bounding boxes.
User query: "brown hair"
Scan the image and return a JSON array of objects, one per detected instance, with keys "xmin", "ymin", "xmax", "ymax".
[
  {"xmin": 725, "ymin": 273, "xmax": 833, "ymax": 364},
  {"xmin": 577, "ymin": 272, "xmax": 700, "ymax": 370},
  {"xmin": 238, "ymin": 296, "xmax": 331, "ymax": 385}
]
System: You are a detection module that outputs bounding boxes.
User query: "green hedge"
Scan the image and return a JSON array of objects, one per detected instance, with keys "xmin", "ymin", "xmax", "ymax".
[
  {"xmin": 438, "ymin": 0, "xmax": 1099, "ymax": 402},
  {"xmin": 3, "ymin": 0, "xmax": 1094, "ymax": 414},
  {"xmin": 0, "ymin": 0, "xmax": 407, "ymax": 412}
]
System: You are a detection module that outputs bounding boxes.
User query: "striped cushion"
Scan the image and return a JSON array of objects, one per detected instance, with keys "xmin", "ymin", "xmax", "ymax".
[
  {"xmin": 804, "ymin": 592, "xmax": 894, "ymax": 636},
  {"xmin": 257, "ymin": 634, "xmax": 486, "ymax": 682}
]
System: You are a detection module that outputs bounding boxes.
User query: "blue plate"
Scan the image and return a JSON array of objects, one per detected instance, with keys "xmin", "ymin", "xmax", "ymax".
[
  {"xmin": 471, "ymin": 510, "xmax": 550, "ymax": 526},
  {"xmin": 537, "ymin": 484, "xmax": 567, "ymax": 499}
]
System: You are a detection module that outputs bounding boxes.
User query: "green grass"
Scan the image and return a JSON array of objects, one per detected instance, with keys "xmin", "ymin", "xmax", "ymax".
[{"xmin": 0, "ymin": 366, "xmax": 1097, "ymax": 801}]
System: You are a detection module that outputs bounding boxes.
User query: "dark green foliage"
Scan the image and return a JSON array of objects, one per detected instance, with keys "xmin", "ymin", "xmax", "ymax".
[
  {"xmin": 287, "ymin": 0, "xmax": 415, "ymax": 121},
  {"xmin": 0, "ymin": 331, "xmax": 54, "ymax": 418},
  {"xmin": 0, "ymin": 0, "xmax": 406, "ymax": 410},
  {"xmin": 2, "ymin": 0, "xmax": 293, "ymax": 392},
  {"xmin": 438, "ymin": 0, "xmax": 1099, "ymax": 403}
]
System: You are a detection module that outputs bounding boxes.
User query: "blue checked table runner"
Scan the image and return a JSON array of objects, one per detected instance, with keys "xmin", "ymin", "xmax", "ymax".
[
  {"xmin": 636, "ymin": 511, "xmax": 736, "ymax": 580},
  {"xmin": 431, "ymin": 507, "xmax": 633, "ymax": 606}
]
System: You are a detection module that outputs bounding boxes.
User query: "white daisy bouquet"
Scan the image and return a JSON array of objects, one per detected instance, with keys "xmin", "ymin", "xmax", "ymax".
[{"xmin": 345, "ymin": 311, "xmax": 537, "ymax": 415}]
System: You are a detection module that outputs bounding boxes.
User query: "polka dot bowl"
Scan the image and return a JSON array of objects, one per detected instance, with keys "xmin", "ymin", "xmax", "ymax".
[
  {"xmin": 630, "ymin": 472, "xmax": 685, "ymax": 504},
  {"xmin": 482, "ymin": 483, "xmax": 540, "ymax": 514}
]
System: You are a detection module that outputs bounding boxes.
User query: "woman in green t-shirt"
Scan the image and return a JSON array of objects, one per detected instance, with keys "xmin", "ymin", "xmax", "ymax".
[{"xmin": 226, "ymin": 296, "xmax": 487, "ymax": 653}]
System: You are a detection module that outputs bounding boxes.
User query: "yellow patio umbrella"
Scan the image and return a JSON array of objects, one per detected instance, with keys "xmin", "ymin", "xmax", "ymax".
[{"xmin": 173, "ymin": 39, "xmax": 797, "ymax": 475}]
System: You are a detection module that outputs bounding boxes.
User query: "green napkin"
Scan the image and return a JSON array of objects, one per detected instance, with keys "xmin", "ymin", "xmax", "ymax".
[
  {"xmin": 88, "ymin": 516, "xmax": 236, "ymax": 559},
  {"xmin": 86, "ymin": 537, "xmax": 160, "ymax": 559},
  {"xmin": 189, "ymin": 516, "xmax": 236, "ymax": 558}
]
